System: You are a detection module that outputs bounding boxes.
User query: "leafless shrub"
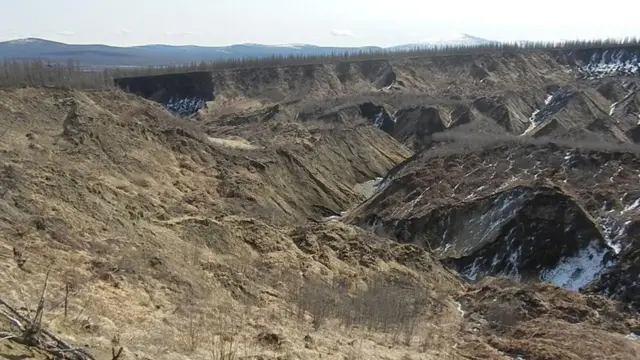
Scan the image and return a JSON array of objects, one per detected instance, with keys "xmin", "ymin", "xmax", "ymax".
[
  {"xmin": 291, "ymin": 276, "xmax": 434, "ymax": 343},
  {"xmin": 0, "ymin": 270, "xmax": 101, "ymax": 360},
  {"xmin": 209, "ymin": 334, "xmax": 238, "ymax": 360},
  {"xmin": 292, "ymin": 278, "xmax": 341, "ymax": 330},
  {"xmin": 482, "ymin": 300, "xmax": 529, "ymax": 334}
]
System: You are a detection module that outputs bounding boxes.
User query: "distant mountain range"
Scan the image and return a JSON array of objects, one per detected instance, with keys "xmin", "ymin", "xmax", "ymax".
[
  {"xmin": 0, "ymin": 34, "xmax": 497, "ymax": 67},
  {"xmin": 387, "ymin": 33, "xmax": 497, "ymax": 51}
]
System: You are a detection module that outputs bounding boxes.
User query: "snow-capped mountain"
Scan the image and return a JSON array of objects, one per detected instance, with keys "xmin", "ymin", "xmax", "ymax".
[{"xmin": 388, "ymin": 33, "xmax": 498, "ymax": 51}]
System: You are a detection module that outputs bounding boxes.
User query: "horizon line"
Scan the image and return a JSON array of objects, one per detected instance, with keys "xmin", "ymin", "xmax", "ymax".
[{"xmin": 3, "ymin": 35, "xmax": 632, "ymax": 49}]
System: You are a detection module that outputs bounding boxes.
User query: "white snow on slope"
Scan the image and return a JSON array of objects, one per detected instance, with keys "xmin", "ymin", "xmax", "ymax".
[
  {"xmin": 6, "ymin": 38, "xmax": 43, "ymax": 44},
  {"xmin": 522, "ymin": 91, "xmax": 558, "ymax": 136},
  {"xmin": 540, "ymin": 242, "xmax": 614, "ymax": 291},
  {"xmin": 623, "ymin": 198, "xmax": 640, "ymax": 214},
  {"xmin": 522, "ymin": 109, "xmax": 541, "ymax": 136},
  {"xmin": 579, "ymin": 50, "xmax": 640, "ymax": 79}
]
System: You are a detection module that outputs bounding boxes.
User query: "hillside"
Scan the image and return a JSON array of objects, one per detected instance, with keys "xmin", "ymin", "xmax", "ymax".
[
  {"xmin": 0, "ymin": 38, "xmax": 383, "ymax": 67},
  {"xmin": 1, "ymin": 41, "xmax": 640, "ymax": 360},
  {"xmin": 0, "ymin": 34, "xmax": 493, "ymax": 68}
]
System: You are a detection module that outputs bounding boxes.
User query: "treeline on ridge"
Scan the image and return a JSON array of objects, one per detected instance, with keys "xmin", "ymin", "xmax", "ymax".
[{"xmin": 0, "ymin": 37, "xmax": 638, "ymax": 89}]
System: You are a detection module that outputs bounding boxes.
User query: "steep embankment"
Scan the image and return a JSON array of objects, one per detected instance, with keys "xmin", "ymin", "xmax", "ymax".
[
  {"xmin": 201, "ymin": 45, "xmax": 640, "ymax": 146},
  {"xmin": 345, "ymin": 137, "xmax": 640, "ymax": 295}
]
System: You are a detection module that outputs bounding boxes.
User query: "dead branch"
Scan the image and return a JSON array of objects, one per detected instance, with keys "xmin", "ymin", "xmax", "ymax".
[{"xmin": 0, "ymin": 287, "xmax": 98, "ymax": 360}]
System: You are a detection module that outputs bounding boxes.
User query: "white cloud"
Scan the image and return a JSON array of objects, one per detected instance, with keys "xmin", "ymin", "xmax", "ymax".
[
  {"xmin": 120, "ymin": 28, "xmax": 132, "ymax": 35},
  {"xmin": 56, "ymin": 31, "xmax": 75, "ymax": 37},
  {"xmin": 330, "ymin": 29, "xmax": 354, "ymax": 37}
]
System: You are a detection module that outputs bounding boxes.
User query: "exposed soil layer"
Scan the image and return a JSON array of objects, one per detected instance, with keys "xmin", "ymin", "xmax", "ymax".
[{"xmin": 114, "ymin": 71, "xmax": 215, "ymax": 103}]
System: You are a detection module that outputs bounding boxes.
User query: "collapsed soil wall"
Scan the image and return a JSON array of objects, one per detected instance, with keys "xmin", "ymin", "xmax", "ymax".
[{"xmin": 114, "ymin": 71, "xmax": 214, "ymax": 115}]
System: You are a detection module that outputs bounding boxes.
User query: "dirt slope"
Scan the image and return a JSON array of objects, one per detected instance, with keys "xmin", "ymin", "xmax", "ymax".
[{"xmin": 2, "ymin": 45, "xmax": 640, "ymax": 360}]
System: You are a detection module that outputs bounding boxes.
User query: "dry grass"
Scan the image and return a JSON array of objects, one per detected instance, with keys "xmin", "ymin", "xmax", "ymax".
[
  {"xmin": 207, "ymin": 136, "xmax": 262, "ymax": 150},
  {"xmin": 0, "ymin": 87, "xmax": 460, "ymax": 359},
  {"xmin": 291, "ymin": 275, "xmax": 441, "ymax": 344}
]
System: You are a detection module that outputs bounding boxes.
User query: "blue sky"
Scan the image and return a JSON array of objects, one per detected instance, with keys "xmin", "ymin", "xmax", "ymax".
[{"xmin": 1, "ymin": 0, "xmax": 639, "ymax": 47}]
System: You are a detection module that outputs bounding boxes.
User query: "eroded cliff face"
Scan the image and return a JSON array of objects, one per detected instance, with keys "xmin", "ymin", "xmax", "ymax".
[
  {"xmin": 114, "ymin": 71, "xmax": 214, "ymax": 115},
  {"xmin": 346, "ymin": 140, "xmax": 639, "ymax": 294},
  {"xmin": 358, "ymin": 185, "xmax": 616, "ymax": 291}
]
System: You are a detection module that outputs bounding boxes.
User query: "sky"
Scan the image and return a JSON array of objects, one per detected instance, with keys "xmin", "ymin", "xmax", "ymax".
[{"xmin": 1, "ymin": 0, "xmax": 639, "ymax": 47}]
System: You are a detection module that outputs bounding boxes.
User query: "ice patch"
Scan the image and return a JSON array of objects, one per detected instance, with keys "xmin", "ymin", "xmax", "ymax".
[
  {"xmin": 454, "ymin": 301, "xmax": 465, "ymax": 317},
  {"xmin": 540, "ymin": 242, "xmax": 614, "ymax": 291},
  {"xmin": 600, "ymin": 216, "xmax": 626, "ymax": 254},
  {"xmin": 522, "ymin": 109, "xmax": 540, "ymax": 136},
  {"xmin": 626, "ymin": 333, "xmax": 640, "ymax": 341},
  {"xmin": 545, "ymin": 94, "xmax": 553, "ymax": 105},
  {"xmin": 622, "ymin": 198, "xmax": 640, "ymax": 214},
  {"xmin": 579, "ymin": 50, "xmax": 640, "ymax": 79},
  {"xmin": 463, "ymin": 258, "xmax": 482, "ymax": 281},
  {"xmin": 323, "ymin": 215, "xmax": 341, "ymax": 222}
]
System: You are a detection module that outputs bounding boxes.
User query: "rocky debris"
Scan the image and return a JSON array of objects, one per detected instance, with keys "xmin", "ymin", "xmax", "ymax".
[
  {"xmin": 358, "ymin": 102, "xmax": 395, "ymax": 133},
  {"xmin": 295, "ymin": 101, "xmax": 396, "ymax": 134},
  {"xmin": 521, "ymin": 87, "xmax": 575, "ymax": 135},
  {"xmin": 627, "ymin": 125, "xmax": 640, "ymax": 143},
  {"xmin": 470, "ymin": 95, "xmax": 533, "ymax": 134},
  {"xmin": 587, "ymin": 246, "xmax": 640, "ymax": 310}
]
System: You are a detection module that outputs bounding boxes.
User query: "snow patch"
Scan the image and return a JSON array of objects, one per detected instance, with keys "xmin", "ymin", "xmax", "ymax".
[
  {"xmin": 599, "ymin": 216, "xmax": 626, "ymax": 254},
  {"xmin": 579, "ymin": 49, "xmax": 640, "ymax": 79},
  {"xmin": 626, "ymin": 333, "xmax": 640, "ymax": 341},
  {"xmin": 463, "ymin": 258, "xmax": 482, "ymax": 281},
  {"xmin": 522, "ymin": 109, "xmax": 540, "ymax": 135},
  {"xmin": 539, "ymin": 242, "xmax": 614, "ymax": 291},
  {"xmin": 6, "ymin": 38, "xmax": 42, "ymax": 44},
  {"xmin": 323, "ymin": 215, "xmax": 341, "ymax": 222},
  {"xmin": 622, "ymin": 198, "xmax": 640, "ymax": 214},
  {"xmin": 454, "ymin": 301, "xmax": 465, "ymax": 317},
  {"xmin": 545, "ymin": 94, "xmax": 553, "ymax": 105}
]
